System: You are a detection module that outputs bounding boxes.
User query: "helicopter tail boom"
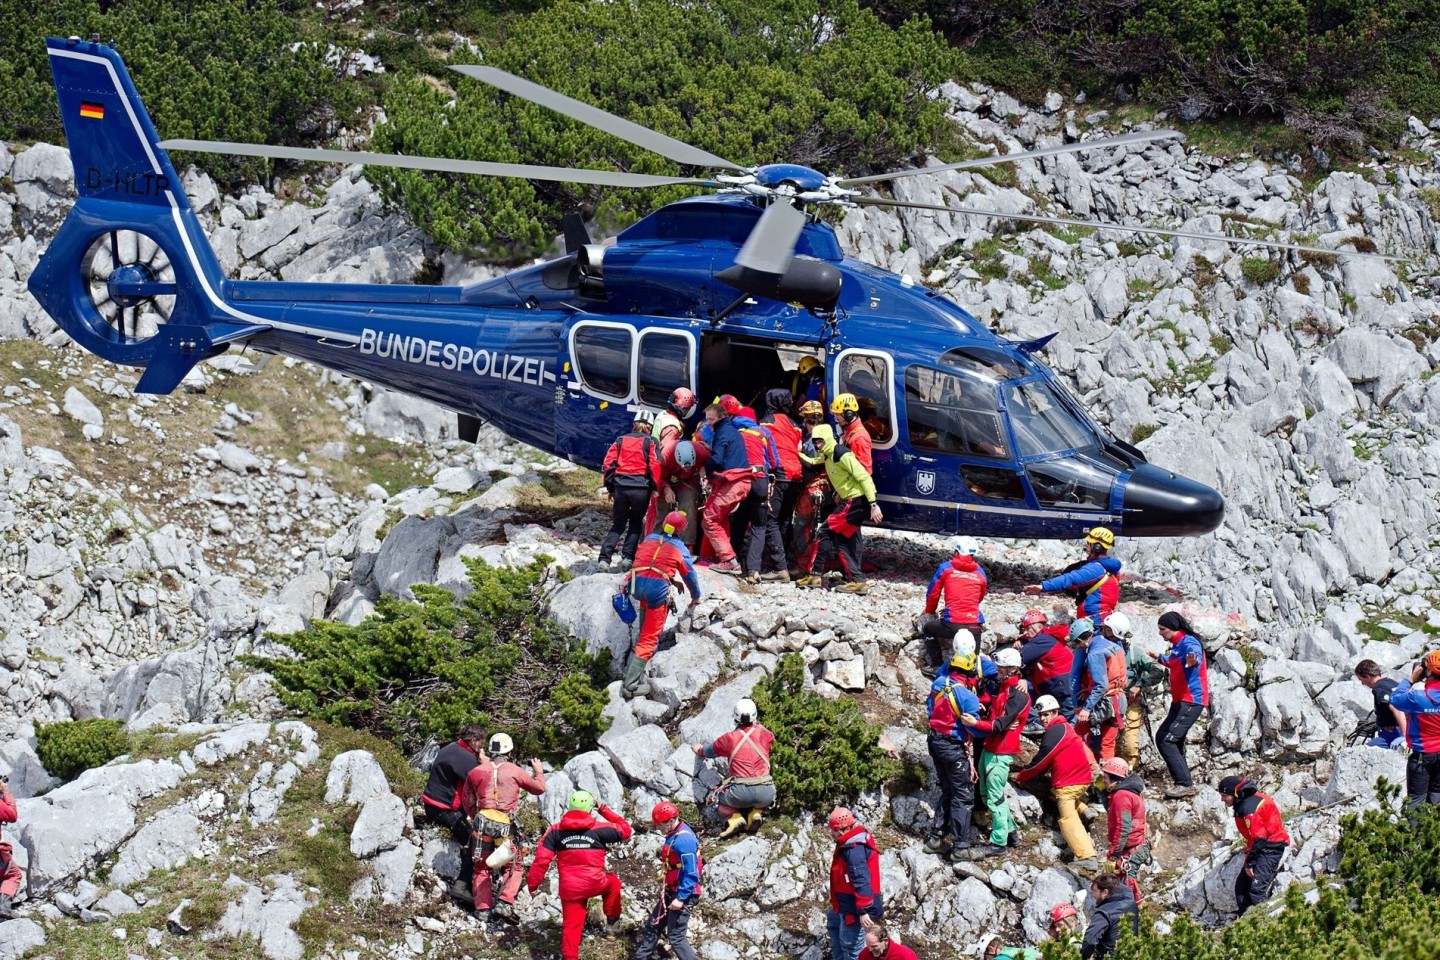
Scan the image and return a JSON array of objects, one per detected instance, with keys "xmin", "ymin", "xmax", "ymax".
[{"xmin": 27, "ymin": 38, "xmax": 269, "ymax": 393}]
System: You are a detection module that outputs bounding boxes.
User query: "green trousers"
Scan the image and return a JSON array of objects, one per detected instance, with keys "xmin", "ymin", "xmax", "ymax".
[{"xmin": 978, "ymin": 751, "xmax": 1016, "ymax": 846}]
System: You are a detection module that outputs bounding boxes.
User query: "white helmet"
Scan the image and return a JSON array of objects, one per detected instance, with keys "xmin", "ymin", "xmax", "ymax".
[
  {"xmin": 633, "ymin": 409, "xmax": 657, "ymax": 426},
  {"xmin": 1035, "ymin": 695, "xmax": 1061, "ymax": 713},
  {"xmin": 487, "ymin": 732, "xmax": 514, "ymax": 756},
  {"xmin": 953, "ymin": 536, "xmax": 980, "ymax": 556},
  {"xmin": 994, "ymin": 647, "xmax": 1022, "ymax": 669},
  {"xmin": 1104, "ymin": 612, "xmax": 1134, "ymax": 641},
  {"xmin": 733, "ymin": 698, "xmax": 758, "ymax": 725},
  {"xmin": 952, "ymin": 629, "xmax": 976, "ymax": 657}
]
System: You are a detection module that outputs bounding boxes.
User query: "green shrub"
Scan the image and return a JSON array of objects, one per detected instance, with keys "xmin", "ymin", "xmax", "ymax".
[
  {"xmin": 246, "ymin": 559, "xmax": 609, "ymax": 759},
  {"xmin": 35, "ymin": 718, "xmax": 129, "ymax": 783},
  {"xmin": 750, "ymin": 653, "xmax": 899, "ymax": 815},
  {"xmin": 1241, "ymin": 256, "xmax": 1281, "ymax": 285}
]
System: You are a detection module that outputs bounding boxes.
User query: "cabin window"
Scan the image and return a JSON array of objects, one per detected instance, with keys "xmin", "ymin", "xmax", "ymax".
[
  {"xmin": 573, "ymin": 324, "xmax": 633, "ymax": 400},
  {"xmin": 938, "ymin": 346, "xmax": 1028, "ymax": 381},
  {"xmin": 1026, "ymin": 456, "xmax": 1114, "ymax": 511},
  {"xmin": 904, "ymin": 366, "xmax": 1008, "ymax": 459},
  {"xmin": 637, "ymin": 331, "xmax": 691, "ymax": 406},
  {"xmin": 837, "ymin": 352, "xmax": 894, "ymax": 444},
  {"xmin": 962, "ymin": 465, "xmax": 1026, "ymax": 502}
]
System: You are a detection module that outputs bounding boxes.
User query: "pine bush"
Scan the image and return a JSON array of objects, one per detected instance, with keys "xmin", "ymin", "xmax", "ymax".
[
  {"xmin": 750, "ymin": 653, "xmax": 899, "ymax": 815},
  {"xmin": 247, "ymin": 559, "xmax": 610, "ymax": 760},
  {"xmin": 35, "ymin": 717, "xmax": 129, "ymax": 783}
]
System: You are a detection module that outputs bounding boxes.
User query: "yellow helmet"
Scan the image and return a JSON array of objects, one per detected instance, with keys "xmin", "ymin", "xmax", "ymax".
[
  {"xmin": 797, "ymin": 356, "xmax": 822, "ymax": 376},
  {"xmin": 1085, "ymin": 526, "xmax": 1115, "ymax": 550},
  {"xmin": 798, "ymin": 400, "xmax": 824, "ymax": 417},
  {"xmin": 830, "ymin": 392, "xmax": 859, "ymax": 415}
]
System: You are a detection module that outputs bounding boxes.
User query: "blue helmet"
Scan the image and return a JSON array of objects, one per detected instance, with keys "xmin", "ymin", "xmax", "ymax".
[
  {"xmin": 1068, "ymin": 619, "xmax": 1095, "ymax": 642},
  {"xmin": 674, "ymin": 440, "xmax": 697, "ymax": 469}
]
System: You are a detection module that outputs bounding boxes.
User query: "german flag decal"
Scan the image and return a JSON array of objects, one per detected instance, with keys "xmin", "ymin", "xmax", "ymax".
[{"xmin": 79, "ymin": 101, "xmax": 105, "ymax": 120}]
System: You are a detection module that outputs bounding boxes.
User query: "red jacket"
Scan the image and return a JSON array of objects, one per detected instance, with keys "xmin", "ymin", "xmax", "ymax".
[
  {"xmin": 830, "ymin": 824, "xmax": 883, "ymax": 922},
  {"xmin": 1233, "ymin": 787, "xmax": 1290, "ymax": 853},
  {"xmin": 460, "ymin": 758, "xmax": 546, "ymax": 818},
  {"xmin": 1105, "ymin": 774, "xmax": 1148, "ymax": 860},
  {"xmin": 527, "ymin": 805, "xmax": 633, "ymax": 899},
  {"xmin": 1022, "ymin": 624, "xmax": 1074, "ymax": 688},
  {"xmin": 860, "ymin": 942, "xmax": 918, "ymax": 960},
  {"xmin": 924, "ymin": 555, "xmax": 988, "ymax": 623},
  {"xmin": 970, "ymin": 674, "xmax": 1031, "ymax": 756},
  {"xmin": 1015, "ymin": 715, "xmax": 1094, "ymax": 789},
  {"xmin": 842, "ymin": 419, "xmax": 873, "ymax": 475},
  {"xmin": 762, "ymin": 413, "xmax": 803, "ymax": 480},
  {"xmin": 704, "ymin": 724, "xmax": 773, "ymax": 780},
  {"xmin": 0, "ymin": 786, "xmax": 14, "ymax": 838},
  {"xmin": 603, "ymin": 433, "xmax": 660, "ymax": 490}
]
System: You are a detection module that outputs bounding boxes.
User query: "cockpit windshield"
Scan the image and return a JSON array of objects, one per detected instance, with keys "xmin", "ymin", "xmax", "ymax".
[{"xmin": 1005, "ymin": 379, "xmax": 1098, "ymax": 457}]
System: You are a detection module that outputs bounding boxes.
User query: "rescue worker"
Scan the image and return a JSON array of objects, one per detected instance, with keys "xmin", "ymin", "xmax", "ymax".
[
  {"xmin": 976, "ymin": 933, "xmax": 1039, "ymax": 959},
  {"xmin": 1080, "ymin": 872, "xmax": 1138, "ymax": 959},
  {"xmin": 1069, "ymin": 618, "xmax": 1127, "ymax": 761},
  {"xmin": 599, "ymin": 410, "xmax": 661, "ymax": 571},
  {"xmin": 635, "ymin": 802, "xmax": 701, "ymax": 960},
  {"xmin": 1014, "ymin": 695, "xmax": 1101, "ymax": 871},
  {"xmin": 826, "ymin": 807, "xmax": 884, "ymax": 960},
  {"xmin": 421, "ymin": 724, "xmax": 485, "ymax": 902},
  {"xmin": 735, "ymin": 405, "xmax": 785, "ymax": 580},
  {"xmin": 458, "ymin": 732, "xmax": 547, "ymax": 923},
  {"xmin": 621, "ymin": 511, "xmax": 703, "ymax": 699},
  {"xmin": 1354, "ymin": 659, "xmax": 1407, "ymax": 749},
  {"xmin": 1391, "ymin": 650, "xmax": 1440, "ymax": 807},
  {"xmin": 700, "ymin": 399, "xmax": 752, "ymax": 574},
  {"xmin": 831, "ymin": 392, "xmax": 874, "ymax": 475},
  {"xmin": 760, "ymin": 388, "xmax": 803, "ymax": 576},
  {"xmin": 692, "ymin": 697, "xmax": 775, "ymax": 838},
  {"xmin": 1106, "ymin": 613, "xmax": 1166, "ymax": 772},
  {"xmin": 526, "ymin": 790, "xmax": 633, "ymax": 960},
  {"xmin": 859, "ymin": 925, "xmax": 917, "ymax": 960},
  {"xmin": 659, "ymin": 439, "xmax": 705, "ymax": 551},
  {"xmin": 791, "ymin": 399, "xmax": 831, "ymax": 574},
  {"xmin": 1023, "ymin": 527, "xmax": 1122, "ymax": 628},
  {"xmin": 791, "ymin": 355, "xmax": 825, "ymax": 407},
  {"xmin": 962, "ymin": 647, "xmax": 1031, "ymax": 858},
  {"xmin": 0, "ymin": 778, "xmax": 20, "ymax": 920},
  {"xmin": 919, "ymin": 536, "xmax": 988, "ymax": 674},
  {"xmin": 1048, "ymin": 902, "xmax": 1082, "ymax": 945},
  {"xmin": 1144, "ymin": 611, "xmax": 1209, "ymax": 798},
  {"xmin": 923, "ymin": 640, "xmax": 984, "ymax": 862},
  {"xmin": 1099, "ymin": 757, "xmax": 1150, "ymax": 906},
  {"xmin": 1020, "ymin": 609, "xmax": 1077, "ymax": 722},
  {"xmin": 1218, "ymin": 775, "xmax": 1291, "ymax": 914},
  {"xmin": 794, "ymin": 424, "xmax": 882, "ymax": 593}
]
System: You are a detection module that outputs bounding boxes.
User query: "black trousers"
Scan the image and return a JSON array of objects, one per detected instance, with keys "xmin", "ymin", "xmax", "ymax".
[
  {"xmin": 815, "ymin": 498, "xmax": 867, "ymax": 582},
  {"xmin": 772, "ymin": 479, "xmax": 799, "ymax": 565},
  {"xmin": 1407, "ymin": 750, "xmax": 1440, "ymax": 808},
  {"xmin": 744, "ymin": 477, "xmax": 788, "ymax": 575},
  {"xmin": 634, "ymin": 897, "xmax": 698, "ymax": 960},
  {"xmin": 1157, "ymin": 701, "xmax": 1205, "ymax": 787},
  {"xmin": 1235, "ymin": 842, "xmax": 1285, "ymax": 914},
  {"xmin": 922, "ymin": 619, "xmax": 982, "ymax": 671},
  {"xmin": 424, "ymin": 805, "xmax": 473, "ymax": 882},
  {"xmin": 600, "ymin": 486, "xmax": 651, "ymax": 562},
  {"xmin": 928, "ymin": 732, "xmax": 975, "ymax": 848}
]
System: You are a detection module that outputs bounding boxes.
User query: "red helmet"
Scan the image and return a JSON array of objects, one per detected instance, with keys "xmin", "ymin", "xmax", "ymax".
[
  {"xmin": 669, "ymin": 387, "xmax": 697, "ymax": 417},
  {"xmin": 826, "ymin": 807, "xmax": 856, "ymax": 831},
  {"xmin": 1020, "ymin": 609, "xmax": 1048, "ymax": 628},
  {"xmin": 717, "ymin": 394, "xmax": 742, "ymax": 416},
  {"xmin": 651, "ymin": 801, "xmax": 680, "ymax": 826},
  {"xmin": 1050, "ymin": 903, "xmax": 1078, "ymax": 923},
  {"xmin": 662, "ymin": 511, "xmax": 688, "ymax": 535},
  {"xmin": 1100, "ymin": 757, "xmax": 1131, "ymax": 779},
  {"xmin": 738, "ymin": 406, "xmax": 756, "ymax": 421}
]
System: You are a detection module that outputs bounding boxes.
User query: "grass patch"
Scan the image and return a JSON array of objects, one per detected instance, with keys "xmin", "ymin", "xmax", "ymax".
[
  {"xmin": 307, "ymin": 720, "xmax": 424, "ymax": 801},
  {"xmin": 1292, "ymin": 273, "xmax": 1312, "ymax": 295},
  {"xmin": 1183, "ymin": 117, "xmax": 1306, "ymax": 158},
  {"xmin": 1358, "ymin": 611, "xmax": 1439, "ymax": 639},
  {"xmin": 1029, "ymin": 257, "xmax": 1067, "ymax": 290},
  {"xmin": 512, "ymin": 468, "xmax": 606, "ymax": 516},
  {"xmin": 1128, "ymin": 277, "xmax": 1156, "ymax": 300},
  {"xmin": 1241, "ymin": 257, "xmax": 1281, "ymax": 285},
  {"xmin": 1419, "ymin": 187, "xmax": 1440, "ymax": 219},
  {"xmin": 1209, "ymin": 333, "xmax": 1235, "ymax": 356},
  {"xmin": 1131, "ymin": 423, "xmax": 1160, "ymax": 443}
]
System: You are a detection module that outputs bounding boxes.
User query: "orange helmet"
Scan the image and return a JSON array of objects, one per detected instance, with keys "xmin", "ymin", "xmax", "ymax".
[
  {"xmin": 716, "ymin": 394, "xmax": 742, "ymax": 416},
  {"xmin": 1050, "ymin": 903, "xmax": 1078, "ymax": 923},
  {"xmin": 827, "ymin": 807, "xmax": 856, "ymax": 831},
  {"xmin": 1020, "ymin": 609, "xmax": 1048, "ymax": 628}
]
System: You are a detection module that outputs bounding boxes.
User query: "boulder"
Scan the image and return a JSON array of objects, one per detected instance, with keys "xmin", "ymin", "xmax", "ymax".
[
  {"xmin": 561, "ymin": 752, "xmax": 624, "ymax": 811},
  {"xmin": 109, "ymin": 806, "xmax": 204, "ymax": 888},
  {"xmin": 349, "ymin": 793, "xmax": 406, "ymax": 858},
  {"xmin": 0, "ymin": 919, "xmax": 45, "ymax": 959},
  {"xmin": 678, "ymin": 670, "xmax": 764, "ymax": 747},
  {"xmin": 1322, "ymin": 745, "xmax": 1408, "ymax": 804},
  {"xmin": 215, "ymin": 874, "xmax": 314, "ymax": 960},
  {"xmin": 547, "ymin": 574, "xmax": 637, "ymax": 665},
  {"xmin": 703, "ymin": 836, "xmax": 771, "ymax": 901},
  {"xmin": 599, "ymin": 725, "xmax": 673, "ymax": 786},
  {"xmin": 324, "ymin": 751, "xmax": 393, "ymax": 805}
]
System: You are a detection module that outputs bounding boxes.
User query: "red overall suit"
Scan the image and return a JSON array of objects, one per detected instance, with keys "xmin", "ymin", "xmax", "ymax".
[
  {"xmin": 459, "ymin": 758, "xmax": 546, "ymax": 911},
  {"xmin": 527, "ymin": 804, "xmax": 633, "ymax": 960}
]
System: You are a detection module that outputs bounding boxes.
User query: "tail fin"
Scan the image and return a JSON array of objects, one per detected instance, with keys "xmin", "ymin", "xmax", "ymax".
[
  {"xmin": 45, "ymin": 36, "xmax": 190, "ymax": 211},
  {"xmin": 28, "ymin": 38, "xmax": 267, "ymax": 393}
]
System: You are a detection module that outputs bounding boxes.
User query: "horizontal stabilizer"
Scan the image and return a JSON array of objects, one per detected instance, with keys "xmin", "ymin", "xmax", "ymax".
[{"xmin": 134, "ymin": 321, "xmax": 269, "ymax": 394}]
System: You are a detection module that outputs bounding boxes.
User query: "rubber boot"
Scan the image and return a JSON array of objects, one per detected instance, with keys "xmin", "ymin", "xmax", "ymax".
[
  {"xmin": 718, "ymin": 813, "xmax": 747, "ymax": 839},
  {"xmin": 621, "ymin": 655, "xmax": 651, "ymax": 700},
  {"xmin": 0, "ymin": 894, "xmax": 13, "ymax": 920},
  {"xmin": 745, "ymin": 809, "xmax": 765, "ymax": 833}
]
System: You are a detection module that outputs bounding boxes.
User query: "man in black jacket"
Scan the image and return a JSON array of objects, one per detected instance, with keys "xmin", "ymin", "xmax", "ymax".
[
  {"xmin": 1081, "ymin": 872, "xmax": 1138, "ymax": 959},
  {"xmin": 422, "ymin": 724, "xmax": 486, "ymax": 902}
]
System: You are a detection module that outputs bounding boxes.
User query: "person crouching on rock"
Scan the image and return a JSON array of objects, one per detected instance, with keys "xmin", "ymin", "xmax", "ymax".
[
  {"xmin": 692, "ymin": 697, "xmax": 775, "ymax": 838},
  {"xmin": 1099, "ymin": 757, "xmax": 1151, "ymax": 906},
  {"xmin": 635, "ymin": 802, "xmax": 702, "ymax": 960},
  {"xmin": 459, "ymin": 732, "xmax": 546, "ymax": 925},
  {"xmin": 620, "ymin": 510, "xmax": 703, "ymax": 699},
  {"xmin": 0, "ymin": 778, "xmax": 20, "ymax": 920},
  {"xmin": 1218, "ymin": 775, "xmax": 1290, "ymax": 915},
  {"xmin": 527, "ymin": 790, "xmax": 633, "ymax": 960}
]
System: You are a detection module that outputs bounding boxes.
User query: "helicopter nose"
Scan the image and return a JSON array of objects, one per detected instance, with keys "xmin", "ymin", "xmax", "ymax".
[{"xmin": 1119, "ymin": 463, "xmax": 1225, "ymax": 537}]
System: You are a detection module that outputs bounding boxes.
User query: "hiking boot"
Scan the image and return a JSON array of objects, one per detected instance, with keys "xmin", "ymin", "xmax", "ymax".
[
  {"xmin": 836, "ymin": 581, "xmax": 869, "ymax": 595},
  {"xmin": 492, "ymin": 902, "xmax": 519, "ymax": 925},
  {"xmin": 744, "ymin": 572, "xmax": 761, "ymax": 584},
  {"xmin": 449, "ymin": 880, "xmax": 475, "ymax": 906},
  {"xmin": 1164, "ymin": 785, "xmax": 1198, "ymax": 800},
  {"xmin": 760, "ymin": 571, "xmax": 791, "ymax": 582},
  {"xmin": 617, "ymin": 558, "xmax": 634, "ymax": 571},
  {"xmin": 1079, "ymin": 804, "xmax": 1099, "ymax": 826},
  {"xmin": 0, "ymin": 895, "xmax": 14, "ymax": 921},
  {"xmin": 745, "ymin": 809, "xmax": 765, "ymax": 832},
  {"xmin": 718, "ymin": 813, "xmax": 747, "ymax": 839},
  {"xmin": 710, "ymin": 559, "xmax": 742, "ymax": 575},
  {"xmin": 924, "ymin": 834, "xmax": 950, "ymax": 854},
  {"xmin": 1007, "ymin": 833, "xmax": 1021, "ymax": 848},
  {"xmin": 945, "ymin": 845, "xmax": 971, "ymax": 864},
  {"xmin": 600, "ymin": 918, "xmax": 625, "ymax": 939},
  {"xmin": 1071, "ymin": 858, "xmax": 1102, "ymax": 873},
  {"xmin": 969, "ymin": 844, "xmax": 1006, "ymax": 861},
  {"xmin": 795, "ymin": 574, "xmax": 824, "ymax": 588}
]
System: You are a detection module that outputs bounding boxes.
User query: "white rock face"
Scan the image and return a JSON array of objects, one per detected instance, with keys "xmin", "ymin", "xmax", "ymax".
[
  {"xmin": 325, "ymin": 751, "xmax": 393, "ymax": 805},
  {"xmin": 349, "ymin": 793, "xmax": 407, "ymax": 859},
  {"xmin": 215, "ymin": 874, "xmax": 314, "ymax": 960},
  {"xmin": 108, "ymin": 805, "xmax": 203, "ymax": 888}
]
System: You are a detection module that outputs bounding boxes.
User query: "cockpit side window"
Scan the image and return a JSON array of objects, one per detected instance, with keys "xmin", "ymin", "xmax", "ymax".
[
  {"xmin": 938, "ymin": 347, "xmax": 1027, "ymax": 381},
  {"xmin": 838, "ymin": 352, "xmax": 894, "ymax": 445},
  {"xmin": 1005, "ymin": 380, "xmax": 1095, "ymax": 457},
  {"xmin": 572, "ymin": 324, "xmax": 633, "ymax": 400},
  {"xmin": 904, "ymin": 365, "xmax": 1008, "ymax": 459}
]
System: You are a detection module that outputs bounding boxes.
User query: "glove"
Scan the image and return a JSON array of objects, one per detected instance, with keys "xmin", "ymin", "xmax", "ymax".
[{"xmin": 1391, "ymin": 739, "xmax": 1410, "ymax": 755}]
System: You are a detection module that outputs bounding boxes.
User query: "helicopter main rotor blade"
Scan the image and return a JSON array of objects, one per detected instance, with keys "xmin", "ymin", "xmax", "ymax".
[
  {"xmin": 451, "ymin": 65, "xmax": 747, "ymax": 173},
  {"xmin": 851, "ymin": 196, "xmax": 1402, "ymax": 261},
  {"xmin": 158, "ymin": 140, "xmax": 721, "ymax": 189},
  {"xmin": 838, "ymin": 130, "xmax": 1183, "ymax": 187},
  {"xmin": 733, "ymin": 201, "xmax": 809, "ymax": 274}
]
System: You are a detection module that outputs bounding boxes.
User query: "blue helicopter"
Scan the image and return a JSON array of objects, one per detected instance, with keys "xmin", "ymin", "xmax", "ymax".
[{"xmin": 28, "ymin": 37, "xmax": 1387, "ymax": 539}]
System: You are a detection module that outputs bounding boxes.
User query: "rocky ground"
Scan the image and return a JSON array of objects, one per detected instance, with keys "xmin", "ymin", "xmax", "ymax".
[{"xmin": 0, "ymin": 79, "xmax": 1438, "ymax": 959}]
